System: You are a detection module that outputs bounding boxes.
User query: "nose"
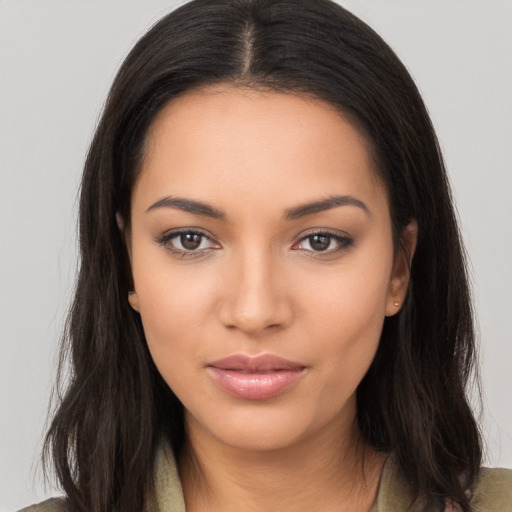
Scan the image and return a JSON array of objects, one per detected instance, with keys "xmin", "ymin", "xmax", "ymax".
[{"xmin": 218, "ymin": 247, "xmax": 294, "ymax": 336}]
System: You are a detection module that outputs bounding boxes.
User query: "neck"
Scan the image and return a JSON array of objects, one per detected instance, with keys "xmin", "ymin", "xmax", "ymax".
[{"xmin": 179, "ymin": 414, "xmax": 385, "ymax": 512}]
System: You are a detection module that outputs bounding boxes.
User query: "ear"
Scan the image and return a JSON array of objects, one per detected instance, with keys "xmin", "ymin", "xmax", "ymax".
[
  {"xmin": 128, "ymin": 291, "xmax": 140, "ymax": 312},
  {"xmin": 116, "ymin": 212, "xmax": 132, "ymax": 260},
  {"xmin": 116, "ymin": 212, "xmax": 138, "ymax": 311},
  {"xmin": 116, "ymin": 212, "xmax": 125, "ymax": 231},
  {"xmin": 385, "ymin": 219, "xmax": 418, "ymax": 317}
]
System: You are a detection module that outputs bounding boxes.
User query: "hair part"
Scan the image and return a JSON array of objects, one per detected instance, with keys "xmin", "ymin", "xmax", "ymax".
[{"xmin": 44, "ymin": 1, "xmax": 481, "ymax": 511}]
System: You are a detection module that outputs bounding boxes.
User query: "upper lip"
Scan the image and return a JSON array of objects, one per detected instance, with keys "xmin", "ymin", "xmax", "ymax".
[{"xmin": 208, "ymin": 354, "xmax": 305, "ymax": 372}]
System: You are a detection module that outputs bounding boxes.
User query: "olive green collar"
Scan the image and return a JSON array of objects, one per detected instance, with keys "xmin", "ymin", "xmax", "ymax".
[{"xmin": 151, "ymin": 441, "xmax": 413, "ymax": 512}]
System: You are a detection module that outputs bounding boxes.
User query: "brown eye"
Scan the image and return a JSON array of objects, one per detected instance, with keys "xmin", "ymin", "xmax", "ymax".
[
  {"xmin": 180, "ymin": 233, "xmax": 203, "ymax": 250},
  {"xmin": 156, "ymin": 229, "xmax": 220, "ymax": 258},
  {"xmin": 294, "ymin": 231, "xmax": 353, "ymax": 255},
  {"xmin": 309, "ymin": 234, "xmax": 331, "ymax": 251}
]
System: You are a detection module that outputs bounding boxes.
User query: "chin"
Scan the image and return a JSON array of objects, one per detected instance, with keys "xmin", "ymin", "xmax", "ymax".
[{"xmin": 185, "ymin": 398, "xmax": 351, "ymax": 454}]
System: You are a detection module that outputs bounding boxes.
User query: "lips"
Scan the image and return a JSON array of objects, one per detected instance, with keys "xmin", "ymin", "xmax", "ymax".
[{"xmin": 207, "ymin": 354, "xmax": 306, "ymax": 400}]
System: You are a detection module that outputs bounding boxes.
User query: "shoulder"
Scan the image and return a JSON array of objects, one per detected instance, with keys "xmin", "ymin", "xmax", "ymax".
[
  {"xmin": 375, "ymin": 454, "xmax": 512, "ymax": 512},
  {"xmin": 15, "ymin": 440, "xmax": 184, "ymax": 512},
  {"xmin": 471, "ymin": 466, "xmax": 512, "ymax": 512},
  {"xmin": 17, "ymin": 497, "xmax": 67, "ymax": 512}
]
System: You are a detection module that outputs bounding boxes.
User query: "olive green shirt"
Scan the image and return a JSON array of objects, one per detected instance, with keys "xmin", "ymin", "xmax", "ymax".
[{"xmin": 19, "ymin": 441, "xmax": 512, "ymax": 511}]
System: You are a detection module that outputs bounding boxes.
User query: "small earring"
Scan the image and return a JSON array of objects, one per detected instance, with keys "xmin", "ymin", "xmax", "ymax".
[{"xmin": 394, "ymin": 301, "xmax": 400, "ymax": 307}]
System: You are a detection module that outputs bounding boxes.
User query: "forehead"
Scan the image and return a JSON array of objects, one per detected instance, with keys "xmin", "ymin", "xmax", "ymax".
[
  {"xmin": 135, "ymin": 85, "xmax": 386, "ymax": 215},
  {"xmin": 145, "ymin": 85, "xmax": 371, "ymax": 162}
]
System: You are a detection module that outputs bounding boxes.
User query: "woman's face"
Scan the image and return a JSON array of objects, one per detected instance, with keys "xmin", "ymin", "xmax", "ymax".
[{"xmin": 127, "ymin": 86, "xmax": 413, "ymax": 452}]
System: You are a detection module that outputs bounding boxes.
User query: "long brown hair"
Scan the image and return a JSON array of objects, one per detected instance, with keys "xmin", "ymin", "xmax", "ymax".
[{"xmin": 44, "ymin": 1, "xmax": 481, "ymax": 510}]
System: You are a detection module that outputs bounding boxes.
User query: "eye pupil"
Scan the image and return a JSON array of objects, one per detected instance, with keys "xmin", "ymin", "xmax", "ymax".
[
  {"xmin": 310, "ymin": 234, "xmax": 330, "ymax": 251},
  {"xmin": 181, "ymin": 233, "xmax": 202, "ymax": 250}
]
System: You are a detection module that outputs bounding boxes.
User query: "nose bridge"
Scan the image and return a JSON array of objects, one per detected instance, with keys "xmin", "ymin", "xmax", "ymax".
[{"xmin": 220, "ymin": 240, "xmax": 292, "ymax": 334}]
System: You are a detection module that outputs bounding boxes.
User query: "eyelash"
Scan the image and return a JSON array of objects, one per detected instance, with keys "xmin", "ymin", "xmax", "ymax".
[
  {"xmin": 155, "ymin": 229, "xmax": 353, "ymax": 259},
  {"xmin": 156, "ymin": 229, "xmax": 219, "ymax": 259}
]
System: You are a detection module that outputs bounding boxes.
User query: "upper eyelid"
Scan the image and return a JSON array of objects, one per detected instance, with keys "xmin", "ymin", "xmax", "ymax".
[
  {"xmin": 294, "ymin": 228, "xmax": 352, "ymax": 246},
  {"xmin": 158, "ymin": 227, "xmax": 214, "ymax": 240},
  {"xmin": 296, "ymin": 227, "xmax": 351, "ymax": 238},
  {"xmin": 293, "ymin": 232, "xmax": 352, "ymax": 252}
]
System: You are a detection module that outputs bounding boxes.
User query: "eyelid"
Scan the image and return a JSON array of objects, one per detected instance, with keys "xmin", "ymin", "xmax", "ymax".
[
  {"xmin": 292, "ymin": 228, "xmax": 354, "ymax": 255},
  {"xmin": 155, "ymin": 228, "xmax": 221, "ymax": 258}
]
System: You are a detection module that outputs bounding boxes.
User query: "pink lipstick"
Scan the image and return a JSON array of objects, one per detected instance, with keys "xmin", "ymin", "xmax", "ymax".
[{"xmin": 207, "ymin": 354, "xmax": 306, "ymax": 400}]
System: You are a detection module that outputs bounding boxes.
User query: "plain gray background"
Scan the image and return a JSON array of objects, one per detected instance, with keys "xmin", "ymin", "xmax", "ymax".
[{"xmin": 1, "ymin": 1, "xmax": 511, "ymax": 509}]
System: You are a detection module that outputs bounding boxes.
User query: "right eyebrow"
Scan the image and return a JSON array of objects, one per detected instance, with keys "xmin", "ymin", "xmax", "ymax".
[{"xmin": 146, "ymin": 196, "xmax": 225, "ymax": 220}]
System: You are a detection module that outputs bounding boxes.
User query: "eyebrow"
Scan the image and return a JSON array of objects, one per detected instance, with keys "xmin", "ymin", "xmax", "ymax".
[
  {"xmin": 284, "ymin": 195, "xmax": 370, "ymax": 220},
  {"xmin": 146, "ymin": 196, "xmax": 225, "ymax": 219},
  {"xmin": 146, "ymin": 194, "xmax": 370, "ymax": 220}
]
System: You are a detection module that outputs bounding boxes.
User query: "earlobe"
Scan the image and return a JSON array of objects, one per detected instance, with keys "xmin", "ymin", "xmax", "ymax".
[
  {"xmin": 128, "ymin": 291, "xmax": 140, "ymax": 313},
  {"xmin": 385, "ymin": 219, "xmax": 418, "ymax": 317}
]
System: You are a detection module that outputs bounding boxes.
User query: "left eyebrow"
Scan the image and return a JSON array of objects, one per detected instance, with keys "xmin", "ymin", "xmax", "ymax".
[
  {"xmin": 146, "ymin": 196, "xmax": 226, "ymax": 219},
  {"xmin": 284, "ymin": 195, "xmax": 370, "ymax": 220}
]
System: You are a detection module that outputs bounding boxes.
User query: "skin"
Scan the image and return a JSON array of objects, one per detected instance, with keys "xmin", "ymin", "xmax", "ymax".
[{"xmin": 126, "ymin": 86, "xmax": 417, "ymax": 511}]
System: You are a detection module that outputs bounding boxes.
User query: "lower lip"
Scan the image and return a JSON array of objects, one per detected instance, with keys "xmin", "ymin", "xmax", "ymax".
[{"xmin": 207, "ymin": 367, "xmax": 306, "ymax": 400}]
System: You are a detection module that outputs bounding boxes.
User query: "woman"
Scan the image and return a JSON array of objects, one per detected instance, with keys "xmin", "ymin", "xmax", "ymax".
[{"xmin": 20, "ymin": 0, "xmax": 512, "ymax": 511}]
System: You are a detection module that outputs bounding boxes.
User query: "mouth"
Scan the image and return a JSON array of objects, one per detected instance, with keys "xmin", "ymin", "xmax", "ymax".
[{"xmin": 207, "ymin": 354, "xmax": 307, "ymax": 400}]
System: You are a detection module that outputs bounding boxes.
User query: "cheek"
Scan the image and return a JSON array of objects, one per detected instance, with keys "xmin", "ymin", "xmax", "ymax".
[
  {"xmin": 301, "ymin": 249, "xmax": 392, "ymax": 334},
  {"xmin": 299, "ymin": 250, "xmax": 393, "ymax": 382},
  {"xmin": 308, "ymin": 290, "xmax": 386, "ymax": 371},
  {"xmin": 131, "ymin": 250, "xmax": 223, "ymax": 385},
  {"xmin": 132, "ymin": 233, "xmax": 220, "ymax": 323}
]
